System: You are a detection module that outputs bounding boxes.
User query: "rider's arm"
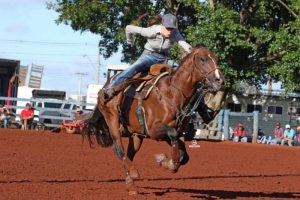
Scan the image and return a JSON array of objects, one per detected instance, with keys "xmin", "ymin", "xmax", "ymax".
[
  {"xmin": 125, "ymin": 25, "xmax": 160, "ymax": 45},
  {"xmin": 173, "ymin": 29, "xmax": 192, "ymax": 54}
]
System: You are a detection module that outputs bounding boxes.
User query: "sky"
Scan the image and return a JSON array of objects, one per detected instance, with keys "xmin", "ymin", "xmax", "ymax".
[
  {"xmin": 0, "ymin": 0, "xmax": 280, "ymax": 96},
  {"xmin": 0, "ymin": 0, "xmax": 122, "ymax": 96}
]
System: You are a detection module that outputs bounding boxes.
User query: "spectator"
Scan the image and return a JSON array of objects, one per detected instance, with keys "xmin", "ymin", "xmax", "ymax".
[
  {"xmin": 270, "ymin": 122, "xmax": 284, "ymax": 145},
  {"xmin": 20, "ymin": 103, "xmax": 34, "ymax": 130},
  {"xmin": 73, "ymin": 106, "xmax": 84, "ymax": 120},
  {"xmin": 294, "ymin": 126, "xmax": 300, "ymax": 146},
  {"xmin": 0, "ymin": 106, "xmax": 10, "ymax": 128},
  {"xmin": 232, "ymin": 122, "xmax": 247, "ymax": 143},
  {"xmin": 280, "ymin": 124, "xmax": 295, "ymax": 146},
  {"xmin": 258, "ymin": 128, "xmax": 264, "ymax": 139}
]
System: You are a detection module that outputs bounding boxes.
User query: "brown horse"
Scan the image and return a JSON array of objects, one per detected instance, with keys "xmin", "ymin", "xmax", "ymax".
[{"xmin": 83, "ymin": 46, "xmax": 224, "ymax": 194}]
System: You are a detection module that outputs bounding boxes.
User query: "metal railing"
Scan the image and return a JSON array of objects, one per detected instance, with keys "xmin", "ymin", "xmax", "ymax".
[{"xmin": 0, "ymin": 96, "xmax": 95, "ymax": 128}]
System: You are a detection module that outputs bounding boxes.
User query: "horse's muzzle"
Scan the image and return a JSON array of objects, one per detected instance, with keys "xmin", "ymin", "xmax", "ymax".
[{"xmin": 211, "ymin": 78, "xmax": 224, "ymax": 92}]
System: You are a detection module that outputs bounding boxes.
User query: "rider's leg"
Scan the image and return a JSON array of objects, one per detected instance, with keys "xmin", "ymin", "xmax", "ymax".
[
  {"xmin": 105, "ymin": 54, "xmax": 154, "ymax": 96},
  {"xmin": 104, "ymin": 53, "xmax": 165, "ymax": 99},
  {"xmin": 166, "ymin": 59, "xmax": 179, "ymax": 69}
]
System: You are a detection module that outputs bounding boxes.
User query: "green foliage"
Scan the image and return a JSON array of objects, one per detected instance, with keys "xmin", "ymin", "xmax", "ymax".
[{"xmin": 48, "ymin": 0, "xmax": 300, "ymax": 93}]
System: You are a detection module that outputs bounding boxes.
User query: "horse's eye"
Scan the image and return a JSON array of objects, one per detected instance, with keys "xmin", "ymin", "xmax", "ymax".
[{"xmin": 200, "ymin": 57, "xmax": 207, "ymax": 63}]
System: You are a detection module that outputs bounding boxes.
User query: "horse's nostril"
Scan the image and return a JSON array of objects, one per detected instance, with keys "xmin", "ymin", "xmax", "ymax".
[{"xmin": 215, "ymin": 78, "xmax": 224, "ymax": 86}]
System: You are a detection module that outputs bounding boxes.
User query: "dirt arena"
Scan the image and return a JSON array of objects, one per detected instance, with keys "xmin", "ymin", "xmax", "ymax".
[{"xmin": 1, "ymin": 128, "xmax": 300, "ymax": 200}]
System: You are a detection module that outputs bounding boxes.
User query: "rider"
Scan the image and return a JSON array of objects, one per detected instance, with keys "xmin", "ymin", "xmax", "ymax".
[{"xmin": 104, "ymin": 13, "xmax": 192, "ymax": 100}]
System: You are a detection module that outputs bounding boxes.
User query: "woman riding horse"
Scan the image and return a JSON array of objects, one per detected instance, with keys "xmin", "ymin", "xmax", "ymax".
[
  {"xmin": 84, "ymin": 47, "xmax": 224, "ymax": 195},
  {"xmin": 83, "ymin": 14, "xmax": 224, "ymax": 195},
  {"xmin": 103, "ymin": 13, "xmax": 192, "ymax": 100}
]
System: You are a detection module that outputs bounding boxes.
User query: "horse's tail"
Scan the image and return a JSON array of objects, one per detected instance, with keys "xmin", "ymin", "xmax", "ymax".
[{"xmin": 82, "ymin": 106, "xmax": 113, "ymax": 148}]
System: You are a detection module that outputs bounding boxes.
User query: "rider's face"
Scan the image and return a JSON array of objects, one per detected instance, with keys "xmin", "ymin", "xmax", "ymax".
[{"xmin": 161, "ymin": 25, "xmax": 174, "ymax": 38}]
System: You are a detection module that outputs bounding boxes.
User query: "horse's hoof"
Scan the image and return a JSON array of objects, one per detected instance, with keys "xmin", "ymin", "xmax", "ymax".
[
  {"xmin": 129, "ymin": 166, "xmax": 140, "ymax": 179},
  {"xmin": 125, "ymin": 175, "xmax": 138, "ymax": 195},
  {"xmin": 155, "ymin": 153, "xmax": 167, "ymax": 165},
  {"xmin": 128, "ymin": 190, "xmax": 138, "ymax": 195},
  {"xmin": 161, "ymin": 159, "xmax": 180, "ymax": 173}
]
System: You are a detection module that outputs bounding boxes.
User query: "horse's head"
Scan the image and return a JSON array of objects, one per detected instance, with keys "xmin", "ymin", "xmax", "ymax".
[{"xmin": 191, "ymin": 47, "xmax": 224, "ymax": 92}]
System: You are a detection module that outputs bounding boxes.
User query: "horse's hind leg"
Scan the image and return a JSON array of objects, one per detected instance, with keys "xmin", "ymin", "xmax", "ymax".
[
  {"xmin": 102, "ymin": 109, "xmax": 138, "ymax": 194},
  {"xmin": 126, "ymin": 135, "xmax": 143, "ymax": 179},
  {"xmin": 112, "ymin": 134, "xmax": 138, "ymax": 195}
]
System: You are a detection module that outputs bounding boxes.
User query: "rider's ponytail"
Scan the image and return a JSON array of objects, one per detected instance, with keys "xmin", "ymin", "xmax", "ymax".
[
  {"xmin": 133, "ymin": 13, "xmax": 162, "ymax": 27},
  {"xmin": 147, "ymin": 15, "xmax": 162, "ymax": 27}
]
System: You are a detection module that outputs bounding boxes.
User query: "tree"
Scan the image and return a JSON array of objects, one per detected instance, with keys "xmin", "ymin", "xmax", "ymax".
[
  {"xmin": 185, "ymin": 0, "xmax": 300, "ymax": 93},
  {"xmin": 48, "ymin": 0, "xmax": 300, "ymax": 93}
]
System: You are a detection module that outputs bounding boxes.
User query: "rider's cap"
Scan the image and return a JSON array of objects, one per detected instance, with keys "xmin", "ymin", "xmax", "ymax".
[
  {"xmin": 162, "ymin": 14, "xmax": 177, "ymax": 29},
  {"xmin": 285, "ymin": 124, "xmax": 291, "ymax": 129}
]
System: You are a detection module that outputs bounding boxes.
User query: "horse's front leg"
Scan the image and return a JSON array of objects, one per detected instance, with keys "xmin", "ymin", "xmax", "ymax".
[
  {"xmin": 155, "ymin": 127, "xmax": 190, "ymax": 173},
  {"xmin": 156, "ymin": 126, "xmax": 181, "ymax": 173}
]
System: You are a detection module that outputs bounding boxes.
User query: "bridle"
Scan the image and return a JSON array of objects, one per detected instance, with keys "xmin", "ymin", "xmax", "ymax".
[
  {"xmin": 174, "ymin": 48, "xmax": 222, "ymax": 128},
  {"xmin": 192, "ymin": 48, "xmax": 222, "ymax": 91}
]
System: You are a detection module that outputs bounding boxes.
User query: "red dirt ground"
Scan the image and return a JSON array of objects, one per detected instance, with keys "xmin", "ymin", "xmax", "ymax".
[{"xmin": 1, "ymin": 128, "xmax": 300, "ymax": 200}]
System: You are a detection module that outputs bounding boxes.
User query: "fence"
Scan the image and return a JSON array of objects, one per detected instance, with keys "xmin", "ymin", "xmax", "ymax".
[
  {"xmin": 223, "ymin": 110, "xmax": 259, "ymax": 142},
  {"xmin": 195, "ymin": 110, "xmax": 259, "ymax": 142},
  {"xmin": 0, "ymin": 96, "xmax": 259, "ymax": 142},
  {"xmin": 0, "ymin": 96, "xmax": 95, "ymax": 128}
]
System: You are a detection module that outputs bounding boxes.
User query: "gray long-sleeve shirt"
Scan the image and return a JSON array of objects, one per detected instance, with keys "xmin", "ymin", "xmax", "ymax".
[{"xmin": 125, "ymin": 24, "xmax": 192, "ymax": 55}]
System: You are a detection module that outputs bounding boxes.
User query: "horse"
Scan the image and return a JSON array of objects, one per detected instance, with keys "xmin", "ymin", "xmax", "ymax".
[{"xmin": 82, "ymin": 46, "xmax": 224, "ymax": 195}]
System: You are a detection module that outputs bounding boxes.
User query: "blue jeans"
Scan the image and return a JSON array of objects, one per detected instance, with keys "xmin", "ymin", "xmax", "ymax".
[
  {"xmin": 270, "ymin": 138, "xmax": 281, "ymax": 145},
  {"xmin": 233, "ymin": 136, "xmax": 247, "ymax": 143},
  {"xmin": 3, "ymin": 119, "xmax": 8, "ymax": 128},
  {"xmin": 108, "ymin": 52, "xmax": 178, "ymax": 88},
  {"xmin": 281, "ymin": 139, "xmax": 293, "ymax": 146},
  {"xmin": 294, "ymin": 134, "xmax": 299, "ymax": 146}
]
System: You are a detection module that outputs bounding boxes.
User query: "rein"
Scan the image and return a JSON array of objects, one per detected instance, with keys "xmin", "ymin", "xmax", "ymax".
[
  {"xmin": 202, "ymin": 67, "xmax": 221, "ymax": 88},
  {"xmin": 171, "ymin": 49, "xmax": 220, "ymax": 129},
  {"xmin": 175, "ymin": 85, "xmax": 206, "ymax": 129}
]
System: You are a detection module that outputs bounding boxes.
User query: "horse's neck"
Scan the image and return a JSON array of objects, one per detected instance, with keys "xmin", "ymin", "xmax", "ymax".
[{"xmin": 170, "ymin": 61, "xmax": 196, "ymax": 98}]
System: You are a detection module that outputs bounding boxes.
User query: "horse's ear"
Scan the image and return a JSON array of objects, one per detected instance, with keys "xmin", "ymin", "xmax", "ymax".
[
  {"xmin": 195, "ymin": 43, "xmax": 207, "ymax": 48},
  {"xmin": 190, "ymin": 47, "xmax": 197, "ymax": 52}
]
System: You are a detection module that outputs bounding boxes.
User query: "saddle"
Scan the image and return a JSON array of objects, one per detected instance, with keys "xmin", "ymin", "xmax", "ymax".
[
  {"xmin": 124, "ymin": 63, "xmax": 173, "ymax": 99},
  {"xmin": 121, "ymin": 64, "xmax": 173, "ymax": 136},
  {"xmin": 98, "ymin": 64, "xmax": 173, "ymax": 136}
]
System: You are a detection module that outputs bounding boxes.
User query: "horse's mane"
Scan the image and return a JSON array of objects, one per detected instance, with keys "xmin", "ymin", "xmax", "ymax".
[
  {"xmin": 182, "ymin": 43, "xmax": 211, "ymax": 62},
  {"xmin": 175, "ymin": 45, "xmax": 208, "ymax": 72}
]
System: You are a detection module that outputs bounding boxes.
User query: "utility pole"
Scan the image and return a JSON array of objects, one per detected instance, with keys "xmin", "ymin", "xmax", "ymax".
[
  {"xmin": 75, "ymin": 72, "xmax": 88, "ymax": 102},
  {"xmin": 96, "ymin": 52, "xmax": 100, "ymax": 85},
  {"xmin": 83, "ymin": 52, "xmax": 100, "ymax": 85}
]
